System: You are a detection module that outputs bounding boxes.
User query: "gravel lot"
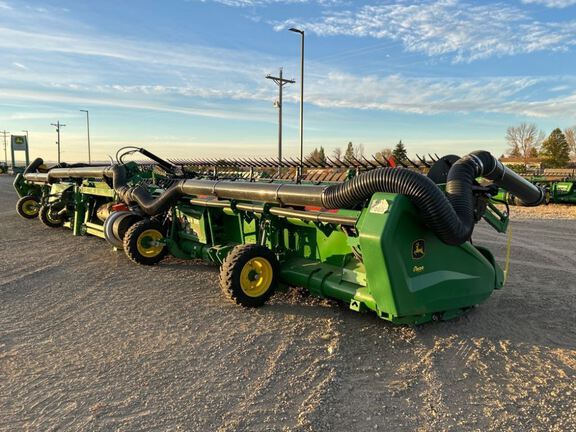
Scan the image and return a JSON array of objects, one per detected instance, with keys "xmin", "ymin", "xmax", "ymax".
[{"xmin": 0, "ymin": 175, "xmax": 574, "ymax": 431}]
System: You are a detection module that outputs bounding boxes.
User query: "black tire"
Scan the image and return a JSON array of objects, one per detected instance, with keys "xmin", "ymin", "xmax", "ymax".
[
  {"xmin": 123, "ymin": 219, "xmax": 168, "ymax": 265},
  {"xmin": 39, "ymin": 204, "xmax": 65, "ymax": 228},
  {"xmin": 16, "ymin": 195, "xmax": 40, "ymax": 219},
  {"xmin": 219, "ymin": 244, "xmax": 279, "ymax": 308}
]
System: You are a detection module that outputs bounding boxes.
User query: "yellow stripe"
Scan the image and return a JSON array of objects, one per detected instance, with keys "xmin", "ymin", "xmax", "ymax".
[{"xmin": 503, "ymin": 223, "xmax": 512, "ymax": 283}]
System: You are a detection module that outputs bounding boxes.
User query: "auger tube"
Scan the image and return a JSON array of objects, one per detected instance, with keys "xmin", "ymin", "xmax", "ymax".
[{"xmin": 113, "ymin": 151, "xmax": 543, "ymax": 246}]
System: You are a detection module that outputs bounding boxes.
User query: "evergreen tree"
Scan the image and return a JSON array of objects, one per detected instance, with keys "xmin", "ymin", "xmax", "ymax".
[
  {"xmin": 540, "ymin": 128, "xmax": 570, "ymax": 168},
  {"xmin": 344, "ymin": 141, "xmax": 355, "ymax": 162},
  {"xmin": 318, "ymin": 146, "xmax": 326, "ymax": 164},
  {"xmin": 392, "ymin": 140, "xmax": 408, "ymax": 162},
  {"xmin": 307, "ymin": 147, "xmax": 327, "ymax": 165}
]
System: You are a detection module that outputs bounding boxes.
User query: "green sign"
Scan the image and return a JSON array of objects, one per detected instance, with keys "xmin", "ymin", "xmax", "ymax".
[{"xmin": 12, "ymin": 135, "xmax": 28, "ymax": 151}]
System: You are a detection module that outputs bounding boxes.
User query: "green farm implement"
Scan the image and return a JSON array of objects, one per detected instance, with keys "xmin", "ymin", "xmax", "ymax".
[
  {"xmin": 494, "ymin": 178, "xmax": 576, "ymax": 205},
  {"xmin": 17, "ymin": 150, "xmax": 544, "ymax": 324},
  {"xmin": 15, "ymin": 147, "xmax": 188, "ymax": 243}
]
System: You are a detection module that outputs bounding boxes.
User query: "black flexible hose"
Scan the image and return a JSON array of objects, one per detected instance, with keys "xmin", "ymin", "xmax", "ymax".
[
  {"xmin": 322, "ymin": 151, "xmax": 544, "ymax": 245},
  {"xmin": 126, "ymin": 183, "xmax": 185, "ymax": 215},
  {"xmin": 24, "ymin": 158, "xmax": 44, "ymax": 175},
  {"xmin": 321, "ymin": 167, "xmax": 471, "ymax": 245}
]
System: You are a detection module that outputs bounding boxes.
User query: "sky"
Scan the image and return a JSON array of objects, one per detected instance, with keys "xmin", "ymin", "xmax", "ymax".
[{"xmin": 1, "ymin": 0, "xmax": 576, "ymax": 163}]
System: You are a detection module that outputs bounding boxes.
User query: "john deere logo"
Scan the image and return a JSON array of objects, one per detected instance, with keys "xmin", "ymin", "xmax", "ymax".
[{"xmin": 412, "ymin": 239, "xmax": 425, "ymax": 259}]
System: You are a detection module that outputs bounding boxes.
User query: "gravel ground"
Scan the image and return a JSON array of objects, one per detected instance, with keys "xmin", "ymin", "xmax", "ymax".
[
  {"xmin": 0, "ymin": 175, "xmax": 574, "ymax": 432},
  {"xmin": 507, "ymin": 204, "xmax": 576, "ymax": 220}
]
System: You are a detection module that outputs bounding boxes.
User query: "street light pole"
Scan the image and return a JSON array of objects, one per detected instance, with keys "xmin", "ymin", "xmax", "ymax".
[
  {"xmin": 266, "ymin": 68, "xmax": 295, "ymax": 175},
  {"xmin": 289, "ymin": 27, "xmax": 305, "ymax": 178},
  {"xmin": 51, "ymin": 121, "xmax": 66, "ymax": 164},
  {"xmin": 1, "ymin": 130, "xmax": 9, "ymax": 167},
  {"xmin": 80, "ymin": 109, "xmax": 91, "ymax": 164}
]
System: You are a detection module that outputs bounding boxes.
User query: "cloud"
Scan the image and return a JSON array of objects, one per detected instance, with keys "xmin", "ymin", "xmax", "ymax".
[
  {"xmin": 203, "ymin": 0, "xmax": 339, "ymax": 6},
  {"xmin": 522, "ymin": 0, "xmax": 576, "ymax": 8},
  {"xmin": 206, "ymin": 0, "xmax": 306, "ymax": 5},
  {"xmin": 0, "ymin": 88, "xmax": 274, "ymax": 123},
  {"xmin": 303, "ymin": 72, "xmax": 573, "ymax": 116},
  {"xmin": 12, "ymin": 62, "xmax": 28, "ymax": 70},
  {"xmin": 0, "ymin": 0, "xmax": 574, "ymax": 123},
  {"xmin": 272, "ymin": 0, "xmax": 576, "ymax": 62}
]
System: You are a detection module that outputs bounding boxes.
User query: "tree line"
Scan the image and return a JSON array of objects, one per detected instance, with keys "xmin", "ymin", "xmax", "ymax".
[
  {"xmin": 307, "ymin": 140, "xmax": 409, "ymax": 165},
  {"xmin": 306, "ymin": 123, "xmax": 576, "ymax": 170},
  {"xmin": 506, "ymin": 123, "xmax": 576, "ymax": 168}
]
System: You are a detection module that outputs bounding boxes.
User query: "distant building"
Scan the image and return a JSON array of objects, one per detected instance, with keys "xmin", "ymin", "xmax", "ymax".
[{"xmin": 499, "ymin": 156, "xmax": 543, "ymax": 170}]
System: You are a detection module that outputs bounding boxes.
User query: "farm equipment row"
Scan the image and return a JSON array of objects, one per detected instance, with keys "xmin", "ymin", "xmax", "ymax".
[
  {"xmin": 14, "ymin": 149, "xmax": 545, "ymax": 324},
  {"xmin": 495, "ymin": 177, "xmax": 576, "ymax": 205}
]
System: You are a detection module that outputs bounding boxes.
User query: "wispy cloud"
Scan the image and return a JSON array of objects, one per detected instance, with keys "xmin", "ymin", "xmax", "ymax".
[
  {"xmin": 0, "ymin": 0, "xmax": 574, "ymax": 124},
  {"xmin": 0, "ymin": 88, "xmax": 273, "ymax": 123},
  {"xmin": 522, "ymin": 0, "xmax": 576, "ymax": 8},
  {"xmin": 272, "ymin": 0, "xmax": 576, "ymax": 62}
]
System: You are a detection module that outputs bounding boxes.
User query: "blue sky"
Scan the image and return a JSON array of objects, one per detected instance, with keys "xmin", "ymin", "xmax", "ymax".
[{"xmin": 1, "ymin": 0, "xmax": 575, "ymax": 162}]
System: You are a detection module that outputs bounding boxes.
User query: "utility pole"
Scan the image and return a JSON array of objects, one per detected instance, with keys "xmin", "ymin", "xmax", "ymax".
[
  {"xmin": 266, "ymin": 68, "xmax": 295, "ymax": 175},
  {"xmin": 289, "ymin": 27, "xmax": 305, "ymax": 178},
  {"xmin": 80, "ymin": 110, "xmax": 91, "ymax": 164},
  {"xmin": 51, "ymin": 121, "xmax": 66, "ymax": 164},
  {"xmin": 1, "ymin": 130, "xmax": 9, "ymax": 167}
]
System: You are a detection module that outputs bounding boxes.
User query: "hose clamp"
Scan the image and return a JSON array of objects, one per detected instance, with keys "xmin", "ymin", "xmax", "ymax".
[
  {"xmin": 483, "ymin": 157, "xmax": 500, "ymax": 178},
  {"xmin": 468, "ymin": 154, "xmax": 484, "ymax": 175},
  {"xmin": 275, "ymin": 183, "xmax": 284, "ymax": 205},
  {"xmin": 211, "ymin": 180, "xmax": 220, "ymax": 198}
]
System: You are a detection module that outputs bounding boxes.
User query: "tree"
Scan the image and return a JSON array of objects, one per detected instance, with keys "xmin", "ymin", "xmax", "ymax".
[
  {"xmin": 505, "ymin": 123, "xmax": 544, "ymax": 165},
  {"xmin": 344, "ymin": 141, "xmax": 355, "ymax": 162},
  {"xmin": 508, "ymin": 143, "xmax": 521, "ymax": 158},
  {"xmin": 565, "ymin": 126, "xmax": 576, "ymax": 158},
  {"xmin": 332, "ymin": 147, "xmax": 342, "ymax": 160},
  {"xmin": 529, "ymin": 146, "xmax": 539, "ymax": 158},
  {"xmin": 353, "ymin": 143, "xmax": 364, "ymax": 159},
  {"xmin": 375, "ymin": 148, "xmax": 393, "ymax": 163},
  {"xmin": 540, "ymin": 128, "xmax": 570, "ymax": 168},
  {"xmin": 392, "ymin": 140, "xmax": 408, "ymax": 163},
  {"xmin": 307, "ymin": 146, "xmax": 326, "ymax": 164}
]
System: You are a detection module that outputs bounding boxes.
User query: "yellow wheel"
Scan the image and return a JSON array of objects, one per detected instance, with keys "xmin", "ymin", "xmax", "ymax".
[
  {"xmin": 136, "ymin": 229, "xmax": 164, "ymax": 258},
  {"xmin": 220, "ymin": 244, "xmax": 279, "ymax": 307},
  {"xmin": 39, "ymin": 204, "xmax": 65, "ymax": 228},
  {"xmin": 124, "ymin": 220, "xmax": 167, "ymax": 265},
  {"xmin": 239, "ymin": 257, "xmax": 274, "ymax": 298},
  {"xmin": 16, "ymin": 196, "xmax": 40, "ymax": 219}
]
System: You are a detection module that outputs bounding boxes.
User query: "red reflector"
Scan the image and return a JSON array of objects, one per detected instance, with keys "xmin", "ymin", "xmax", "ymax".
[
  {"xmin": 112, "ymin": 203, "xmax": 129, "ymax": 212},
  {"xmin": 304, "ymin": 206, "xmax": 338, "ymax": 213}
]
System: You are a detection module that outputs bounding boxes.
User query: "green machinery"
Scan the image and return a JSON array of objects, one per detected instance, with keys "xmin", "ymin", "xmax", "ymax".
[
  {"xmin": 494, "ymin": 178, "xmax": 576, "ymax": 205},
  {"xmin": 16, "ymin": 150, "xmax": 544, "ymax": 324},
  {"xmin": 14, "ymin": 148, "xmax": 186, "ymax": 241}
]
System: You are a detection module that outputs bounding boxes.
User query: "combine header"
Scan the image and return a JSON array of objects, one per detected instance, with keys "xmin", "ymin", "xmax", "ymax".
[{"xmin": 16, "ymin": 150, "xmax": 544, "ymax": 324}]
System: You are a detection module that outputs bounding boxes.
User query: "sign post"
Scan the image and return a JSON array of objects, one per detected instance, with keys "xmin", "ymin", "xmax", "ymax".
[{"xmin": 10, "ymin": 135, "xmax": 30, "ymax": 174}]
